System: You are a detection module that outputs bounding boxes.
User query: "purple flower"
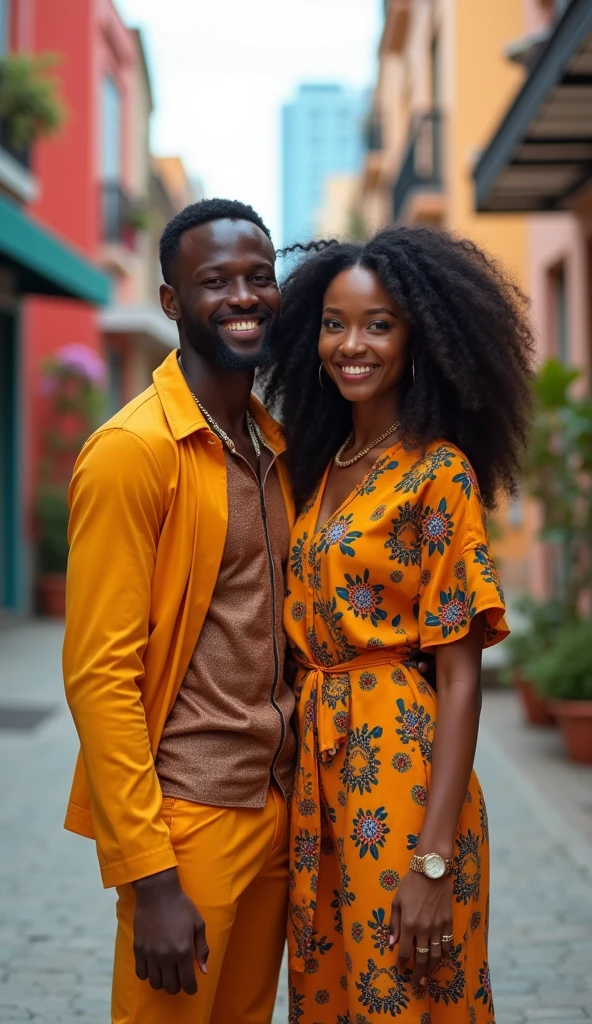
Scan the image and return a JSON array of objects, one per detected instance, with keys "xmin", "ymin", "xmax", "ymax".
[{"xmin": 54, "ymin": 344, "xmax": 106, "ymax": 384}]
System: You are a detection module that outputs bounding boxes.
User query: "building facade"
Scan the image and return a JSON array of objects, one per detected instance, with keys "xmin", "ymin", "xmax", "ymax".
[
  {"xmin": 0, "ymin": 0, "xmax": 194, "ymax": 614},
  {"xmin": 474, "ymin": 0, "xmax": 592, "ymax": 601},
  {"xmin": 356, "ymin": 0, "xmax": 535, "ymax": 609},
  {"xmin": 0, "ymin": 0, "xmax": 110, "ymax": 612},
  {"xmin": 281, "ymin": 83, "xmax": 368, "ymax": 247}
]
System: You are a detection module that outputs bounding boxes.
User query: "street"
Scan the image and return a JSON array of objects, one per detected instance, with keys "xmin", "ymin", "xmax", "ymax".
[{"xmin": 0, "ymin": 619, "xmax": 591, "ymax": 1023}]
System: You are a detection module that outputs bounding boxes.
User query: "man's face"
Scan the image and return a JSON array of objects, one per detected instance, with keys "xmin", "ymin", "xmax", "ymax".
[{"xmin": 160, "ymin": 218, "xmax": 281, "ymax": 372}]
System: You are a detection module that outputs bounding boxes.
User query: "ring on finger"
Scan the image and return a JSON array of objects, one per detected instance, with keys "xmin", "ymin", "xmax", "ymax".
[
  {"xmin": 415, "ymin": 946, "xmax": 430, "ymax": 954},
  {"xmin": 431, "ymin": 940, "xmax": 441, "ymax": 946},
  {"xmin": 442, "ymin": 934, "xmax": 453, "ymax": 942}
]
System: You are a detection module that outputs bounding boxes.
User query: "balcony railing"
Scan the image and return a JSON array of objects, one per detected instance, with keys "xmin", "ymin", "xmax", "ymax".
[
  {"xmin": 101, "ymin": 181, "xmax": 133, "ymax": 245},
  {"xmin": 393, "ymin": 111, "xmax": 443, "ymax": 221},
  {"xmin": 0, "ymin": 116, "xmax": 31, "ymax": 169}
]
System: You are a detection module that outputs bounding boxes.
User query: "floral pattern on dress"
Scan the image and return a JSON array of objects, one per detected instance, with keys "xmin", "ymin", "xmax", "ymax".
[{"xmin": 286, "ymin": 439, "xmax": 508, "ymax": 1022}]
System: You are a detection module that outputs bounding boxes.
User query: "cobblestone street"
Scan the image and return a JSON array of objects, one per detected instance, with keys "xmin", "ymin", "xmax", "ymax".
[{"xmin": 1, "ymin": 619, "xmax": 591, "ymax": 1023}]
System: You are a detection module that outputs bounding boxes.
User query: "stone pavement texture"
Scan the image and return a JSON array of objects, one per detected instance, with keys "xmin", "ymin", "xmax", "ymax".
[{"xmin": 0, "ymin": 619, "xmax": 591, "ymax": 1024}]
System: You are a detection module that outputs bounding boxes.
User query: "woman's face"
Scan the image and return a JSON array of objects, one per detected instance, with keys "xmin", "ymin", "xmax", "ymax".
[{"xmin": 318, "ymin": 265, "xmax": 410, "ymax": 404}]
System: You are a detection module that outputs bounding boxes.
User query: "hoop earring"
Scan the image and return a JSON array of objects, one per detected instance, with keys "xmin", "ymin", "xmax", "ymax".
[
  {"xmin": 411, "ymin": 357, "xmax": 416, "ymax": 387},
  {"xmin": 318, "ymin": 363, "xmax": 328, "ymax": 390}
]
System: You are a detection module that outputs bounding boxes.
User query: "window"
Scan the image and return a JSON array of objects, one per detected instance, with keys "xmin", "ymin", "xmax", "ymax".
[
  {"xmin": 430, "ymin": 32, "xmax": 441, "ymax": 110},
  {"xmin": 107, "ymin": 348, "xmax": 124, "ymax": 417},
  {"xmin": 102, "ymin": 76, "xmax": 122, "ymax": 182},
  {"xmin": 553, "ymin": 264, "xmax": 569, "ymax": 363},
  {"xmin": 0, "ymin": 0, "xmax": 8, "ymax": 57}
]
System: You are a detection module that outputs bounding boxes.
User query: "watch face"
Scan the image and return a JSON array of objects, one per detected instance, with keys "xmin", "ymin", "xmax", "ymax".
[{"xmin": 424, "ymin": 854, "xmax": 446, "ymax": 879}]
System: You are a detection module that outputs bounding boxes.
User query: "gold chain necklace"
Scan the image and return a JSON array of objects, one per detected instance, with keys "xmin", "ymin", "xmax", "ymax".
[
  {"xmin": 190, "ymin": 392, "xmax": 262, "ymax": 459},
  {"xmin": 334, "ymin": 420, "xmax": 400, "ymax": 468}
]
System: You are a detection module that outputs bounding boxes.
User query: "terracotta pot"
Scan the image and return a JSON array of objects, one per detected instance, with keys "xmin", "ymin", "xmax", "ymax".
[
  {"xmin": 550, "ymin": 700, "xmax": 592, "ymax": 764},
  {"xmin": 37, "ymin": 573, "xmax": 66, "ymax": 618},
  {"xmin": 515, "ymin": 676, "xmax": 555, "ymax": 726}
]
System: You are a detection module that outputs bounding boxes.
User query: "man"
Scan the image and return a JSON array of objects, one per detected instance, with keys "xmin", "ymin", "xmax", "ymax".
[{"xmin": 63, "ymin": 199, "xmax": 296, "ymax": 1024}]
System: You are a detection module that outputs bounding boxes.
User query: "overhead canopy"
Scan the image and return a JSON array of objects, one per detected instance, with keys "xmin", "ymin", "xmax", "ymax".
[
  {"xmin": 474, "ymin": 0, "xmax": 592, "ymax": 213},
  {"xmin": 0, "ymin": 195, "xmax": 110, "ymax": 304}
]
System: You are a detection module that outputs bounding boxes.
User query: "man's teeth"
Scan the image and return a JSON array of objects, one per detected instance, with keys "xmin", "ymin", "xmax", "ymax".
[
  {"xmin": 341, "ymin": 365, "xmax": 376, "ymax": 376},
  {"xmin": 223, "ymin": 320, "xmax": 260, "ymax": 332}
]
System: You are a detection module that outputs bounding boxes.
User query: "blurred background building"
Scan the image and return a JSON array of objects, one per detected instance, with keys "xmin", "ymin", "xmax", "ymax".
[
  {"xmin": 309, "ymin": 0, "xmax": 592, "ymax": 621},
  {"xmin": 0, "ymin": 0, "xmax": 195, "ymax": 615},
  {"xmin": 281, "ymin": 83, "xmax": 368, "ymax": 247}
]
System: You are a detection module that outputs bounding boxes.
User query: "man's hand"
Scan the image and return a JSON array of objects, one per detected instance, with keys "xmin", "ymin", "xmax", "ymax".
[
  {"xmin": 132, "ymin": 868, "xmax": 209, "ymax": 995},
  {"xmin": 415, "ymin": 651, "xmax": 436, "ymax": 688}
]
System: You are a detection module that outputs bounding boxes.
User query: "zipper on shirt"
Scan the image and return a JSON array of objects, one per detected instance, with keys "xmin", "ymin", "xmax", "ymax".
[
  {"xmin": 257, "ymin": 465, "xmax": 288, "ymax": 797},
  {"xmin": 232, "ymin": 444, "xmax": 288, "ymax": 798}
]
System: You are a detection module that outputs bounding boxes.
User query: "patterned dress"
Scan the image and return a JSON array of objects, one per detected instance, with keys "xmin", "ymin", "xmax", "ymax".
[{"xmin": 285, "ymin": 440, "xmax": 508, "ymax": 1024}]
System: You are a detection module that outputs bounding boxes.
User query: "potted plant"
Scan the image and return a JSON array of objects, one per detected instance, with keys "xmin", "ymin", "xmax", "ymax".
[
  {"xmin": 529, "ymin": 620, "xmax": 592, "ymax": 763},
  {"xmin": 523, "ymin": 360, "xmax": 592, "ymax": 620},
  {"xmin": 0, "ymin": 52, "xmax": 66, "ymax": 159},
  {"xmin": 502, "ymin": 596, "xmax": 566, "ymax": 726},
  {"xmin": 35, "ymin": 344, "xmax": 105, "ymax": 617}
]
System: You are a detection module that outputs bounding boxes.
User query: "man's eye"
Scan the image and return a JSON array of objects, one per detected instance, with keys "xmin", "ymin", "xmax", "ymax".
[
  {"xmin": 253, "ymin": 275, "xmax": 274, "ymax": 284},
  {"xmin": 203, "ymin": 278, "xmax": 225, "ymax": 286}
]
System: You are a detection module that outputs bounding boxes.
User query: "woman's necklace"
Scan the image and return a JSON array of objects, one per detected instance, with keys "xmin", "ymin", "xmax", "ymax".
[
  {"xmin": 190, "ymin": 391, "xmax": 262, "ymax": 459},
  {"xmin": 334, "ymin": 420, "xmax": 400, "ymax": 468}
]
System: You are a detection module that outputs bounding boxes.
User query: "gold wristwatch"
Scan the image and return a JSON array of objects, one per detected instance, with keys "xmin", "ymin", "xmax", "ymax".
[{"xmin": 409, "ymin": 853, "xmax": 453, "ymax": 879}]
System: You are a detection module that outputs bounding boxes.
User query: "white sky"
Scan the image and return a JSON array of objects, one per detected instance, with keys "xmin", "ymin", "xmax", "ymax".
[{"xmin": 114, "ymin": 0, "xmax": 382, "ymax": 243}]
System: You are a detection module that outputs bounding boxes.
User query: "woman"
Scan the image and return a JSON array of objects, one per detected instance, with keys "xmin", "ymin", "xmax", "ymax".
[{"xmin": 266, "ymin": 227, "xmax": 534, "ymax": 1023}]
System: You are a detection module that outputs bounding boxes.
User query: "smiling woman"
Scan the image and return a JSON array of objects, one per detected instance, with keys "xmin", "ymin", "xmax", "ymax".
[
  {"xmin": 265, "ymin": 224, "xmax": 534, "ymax": 1024},
  {"xmin": 266, "ymin": 226, "xmax": 534, "ymax": 513}
]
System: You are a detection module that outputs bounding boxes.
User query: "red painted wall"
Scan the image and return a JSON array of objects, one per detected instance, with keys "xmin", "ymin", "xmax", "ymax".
[{"xmin": 21, "ymin": 0, "xmax": 136, "ymax": 524}]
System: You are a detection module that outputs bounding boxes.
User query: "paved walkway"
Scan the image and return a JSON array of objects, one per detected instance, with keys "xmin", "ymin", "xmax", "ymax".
[{"xmin": 0, "ymin": 619, "xmax": 591, "ymax": 1023}]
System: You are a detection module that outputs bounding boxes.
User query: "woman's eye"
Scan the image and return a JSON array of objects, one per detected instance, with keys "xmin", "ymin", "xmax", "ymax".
[
  {"xmin": 368, "ymin": 320, "xmax": 390, "ymax": 331},
  {"xmin": 322, "ymin": 318, "xmax": 343, "ymax": 329}
]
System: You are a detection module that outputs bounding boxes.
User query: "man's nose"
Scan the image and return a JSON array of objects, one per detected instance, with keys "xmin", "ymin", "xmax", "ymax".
[{"xmin": 227, "ymin": 278, "xmax": 258, "ymax": 308}]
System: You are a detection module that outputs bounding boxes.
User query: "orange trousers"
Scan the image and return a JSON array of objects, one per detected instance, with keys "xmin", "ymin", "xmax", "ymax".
[{"xmin": 112, "ymin": 787, "xmax": 289, "ymax": 1024}]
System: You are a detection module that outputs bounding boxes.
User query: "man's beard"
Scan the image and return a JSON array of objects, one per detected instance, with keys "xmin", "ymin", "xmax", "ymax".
[{"xmin": 181, "ymin": 309, "xmax": 278, "ymax": 373}]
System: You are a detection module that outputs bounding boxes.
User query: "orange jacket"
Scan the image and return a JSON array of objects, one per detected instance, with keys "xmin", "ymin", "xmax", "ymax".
[{"xmin": 63, "ymin": 350, "xmax": 294, "ymax": 888}]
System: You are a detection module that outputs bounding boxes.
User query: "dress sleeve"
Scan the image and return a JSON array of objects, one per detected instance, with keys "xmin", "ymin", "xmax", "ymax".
[{"xmin": 417, "ymin": 456, "xmax": 509, "ymax": 651}]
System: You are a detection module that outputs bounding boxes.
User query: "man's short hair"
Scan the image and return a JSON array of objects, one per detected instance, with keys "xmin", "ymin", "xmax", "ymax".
[{"xmin": 159, "ymin": 198, "xmax": 273, "ymax": 285}]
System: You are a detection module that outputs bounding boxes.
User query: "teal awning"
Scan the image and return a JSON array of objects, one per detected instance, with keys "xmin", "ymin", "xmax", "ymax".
[{"xmin": 0, "ymin": 195, "xmax": 110, "ymax": 304}]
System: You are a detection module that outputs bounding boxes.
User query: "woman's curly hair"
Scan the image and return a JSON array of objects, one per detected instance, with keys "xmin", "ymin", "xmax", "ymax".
[{"xmin": 265, "ymin": 226, "xmax": 535, "ymax": 512}]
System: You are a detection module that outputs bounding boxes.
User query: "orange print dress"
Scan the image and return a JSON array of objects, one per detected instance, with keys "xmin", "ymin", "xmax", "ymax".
[{"xmin": 285, "ymin": 440, "xmax": 508, "ymax": 1024}]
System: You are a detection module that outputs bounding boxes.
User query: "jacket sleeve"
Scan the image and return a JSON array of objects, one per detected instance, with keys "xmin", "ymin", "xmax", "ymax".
[{"xmin": 63, "ymin": 427, "xmax": 178, "ymax": 888}]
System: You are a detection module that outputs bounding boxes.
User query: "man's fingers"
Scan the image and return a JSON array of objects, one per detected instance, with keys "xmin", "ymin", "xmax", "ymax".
[
  {"xmin": 161, "ymin": 963, "xmax": 181, "ymax": 996},
  {"xmin": 178, "ymin": 956, "xmax": 198, "ymax": 997},
  {"xmin": 194, "ymin": 921, "xmax": 209, "ymax": 975},
  {"xmin": 134, "ymin": 950, "xmax": 148, "ymax": 982},
  {"xmin": 147, "ymin": 960, "xmax": 163, "ymax": 991}
]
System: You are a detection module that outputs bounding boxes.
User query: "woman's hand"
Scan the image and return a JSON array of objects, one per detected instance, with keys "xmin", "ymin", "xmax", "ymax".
[{"xmin": 389, "ymin": 870, "xmax": 453, "ymax": 987}]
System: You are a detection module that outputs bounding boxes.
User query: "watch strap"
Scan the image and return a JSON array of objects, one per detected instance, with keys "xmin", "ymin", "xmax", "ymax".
[{"xmin": 410, "ymin": 853, "xmax": 453, "ymax": 875}]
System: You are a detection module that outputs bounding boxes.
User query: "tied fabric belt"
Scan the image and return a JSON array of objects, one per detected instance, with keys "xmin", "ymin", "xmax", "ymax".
[{"xmin": 289, "ymin": 649, "xmax": 411, "ymax": 973}]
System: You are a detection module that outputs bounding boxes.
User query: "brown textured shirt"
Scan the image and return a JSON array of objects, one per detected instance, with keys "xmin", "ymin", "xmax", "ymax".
[{"xmin": 155, "ymin": 443, "xmax": 296, "ymax": 808}]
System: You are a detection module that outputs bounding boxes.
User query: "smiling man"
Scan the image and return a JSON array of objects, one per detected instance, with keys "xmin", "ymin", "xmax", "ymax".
[{"xmin": 63, "ymin": 199, "xmax": 296, "ymax": 1024}]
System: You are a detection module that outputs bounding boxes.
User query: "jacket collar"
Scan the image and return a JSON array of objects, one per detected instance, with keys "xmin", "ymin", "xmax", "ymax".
[{"xmin": 153, "ymin": 350, "xmax": 286, "ymax": 454}]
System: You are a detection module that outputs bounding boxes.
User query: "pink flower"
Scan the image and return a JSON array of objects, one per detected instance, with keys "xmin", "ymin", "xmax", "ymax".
[{"xmin": 54, "ymin": 344, "xmax": 106, "ymax": 384}]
